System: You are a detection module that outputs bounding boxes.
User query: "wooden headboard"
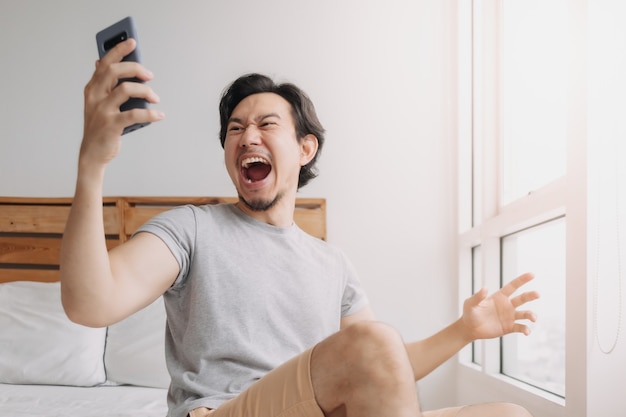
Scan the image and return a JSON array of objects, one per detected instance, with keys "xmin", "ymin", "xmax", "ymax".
[{"xmin": 0, "ymin": 196, "xmax": 326, "ymax": 284}]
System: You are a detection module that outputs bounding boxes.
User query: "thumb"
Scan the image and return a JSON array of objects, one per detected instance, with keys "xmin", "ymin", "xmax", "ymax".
[{"xmin": 467, "ymin": 288, "xmax": 489, "ymax": 307}]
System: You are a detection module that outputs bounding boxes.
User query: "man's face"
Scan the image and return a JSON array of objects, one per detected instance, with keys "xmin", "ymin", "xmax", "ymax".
[{"xmin": 224, "ymin": 92, "xmax": 314, "ymax": 212}]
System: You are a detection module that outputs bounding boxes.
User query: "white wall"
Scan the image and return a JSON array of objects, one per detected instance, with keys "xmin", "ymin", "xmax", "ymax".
[
  {"xmin": 587, "ymin": 1, "xmax": 626, "ymax": 414},
  {"xmin": 0, "ymin": 0, "xmax": 459, "ymax": 409}
]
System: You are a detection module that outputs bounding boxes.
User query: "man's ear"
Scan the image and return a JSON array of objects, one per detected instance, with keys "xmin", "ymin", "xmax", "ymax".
[{"xmin": 300, "ymin": 134, "xmax": 319, "ymax": 166}]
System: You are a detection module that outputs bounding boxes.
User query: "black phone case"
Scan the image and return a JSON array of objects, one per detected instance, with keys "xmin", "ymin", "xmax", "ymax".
[{"xmin": 96, "ymin": 16, "xmax": 150, "ymax": 135}]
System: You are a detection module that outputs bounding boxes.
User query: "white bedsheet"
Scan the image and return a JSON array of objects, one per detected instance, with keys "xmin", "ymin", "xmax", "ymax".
[{"xmin": 0, "ymin": 383, "xmax": 168, "ymax": 417}]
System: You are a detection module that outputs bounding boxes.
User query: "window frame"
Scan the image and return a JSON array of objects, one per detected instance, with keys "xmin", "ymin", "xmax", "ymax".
[{"xmin": 455, "ymin": 0, "xmax": 588, "ymax": 415}]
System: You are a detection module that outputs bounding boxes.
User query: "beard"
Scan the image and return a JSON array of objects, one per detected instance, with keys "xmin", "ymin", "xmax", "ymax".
[{"xmin": 239, "ymin": 192, "xmax": 283, "ymax": 212}]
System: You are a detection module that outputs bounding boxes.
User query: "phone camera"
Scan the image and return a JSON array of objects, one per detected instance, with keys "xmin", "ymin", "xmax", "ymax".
[{"xmin": 103, "ymin": 31, "xmax": 129, "ymax": 52}]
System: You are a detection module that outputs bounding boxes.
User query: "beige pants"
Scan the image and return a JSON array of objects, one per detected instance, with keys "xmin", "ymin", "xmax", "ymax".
[
  {"xmin": 191, "ymin": 406, "xmax": 464, "ymax": 417},
  {"xmin": 188, "ymin": 346, "xmax": 467, "ymax": 417},
  {"xmin": 424, "ymin": 407, "xmax": 466, "ymax": 417},
  {"xmin": 190, "ymin": 347, "xmax": 323, "ymax": 417}
]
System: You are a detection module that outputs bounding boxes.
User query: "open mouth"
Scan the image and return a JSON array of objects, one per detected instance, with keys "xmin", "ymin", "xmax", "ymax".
[{"xmin": 241, "ymin": 156, "xmax": 272, "ymax": 183}]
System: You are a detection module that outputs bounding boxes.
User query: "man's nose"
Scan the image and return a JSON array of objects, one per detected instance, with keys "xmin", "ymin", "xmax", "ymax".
[{"xmin": 240, "ymin": 125, "xmax": 261, "ymax": 147}]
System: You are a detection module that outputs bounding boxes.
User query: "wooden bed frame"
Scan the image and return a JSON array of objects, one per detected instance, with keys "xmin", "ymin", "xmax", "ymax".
[{"xmin": 0, "ymin": 196, "xmax": 326, "ymax": 284}]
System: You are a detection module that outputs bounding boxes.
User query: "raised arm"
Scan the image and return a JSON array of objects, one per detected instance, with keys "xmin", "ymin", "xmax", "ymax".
[
  {"xmin": 60, "ymin": 39, "xmax": 172, "ymax": 327},
  {"xmin": 340, "ymin": 273, "xmax": 539, "ymax": 381},
  {"xmin": 405, "ymin": 273, "xmax": 539, "ymax": 380}
]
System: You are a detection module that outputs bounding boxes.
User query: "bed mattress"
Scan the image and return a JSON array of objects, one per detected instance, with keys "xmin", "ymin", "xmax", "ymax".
[{"xmin": 0, "ymin": 383, "xmax": 168, "ymax": 417}]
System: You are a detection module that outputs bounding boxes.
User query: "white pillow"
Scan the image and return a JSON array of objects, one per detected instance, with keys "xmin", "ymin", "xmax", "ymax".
[
  {"xmin": 0, "ymin": 281, "xmax": 107, "ymax": 386},
  {"xmin": 104, "ymin": 296, "xmax": 170, "ymax": 388}
]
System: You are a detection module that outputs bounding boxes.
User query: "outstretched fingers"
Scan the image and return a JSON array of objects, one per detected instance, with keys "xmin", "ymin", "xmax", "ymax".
[
  {"xmin": 504, "ymin": 308, "xmax": 537, "ymax": 337},
  {"xmin": 511, "ymin": 289, "xmax": 540, "ymax": 308},
  {"xmin": 508, "ymin": 274, "xmax": 540, "ymax": 336},
  {"xmin": 462, "ymin": 273, "xmax": 541, "ymax": 340},
  {"xmin": 512, "ymin": 322, "xmax": 532, "ymax": 336},
  {"xmin": 515, "ymin": 309, "xmax": 537, "ymax": 323},
  {"xmin": 500, "ymin": 272, "xmax": 535, "ymax": 297}
]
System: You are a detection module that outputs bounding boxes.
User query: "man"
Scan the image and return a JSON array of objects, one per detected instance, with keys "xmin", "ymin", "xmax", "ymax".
[{"xmin": 60, "ymin": 39, "xmax": 539, "ymax": 417}]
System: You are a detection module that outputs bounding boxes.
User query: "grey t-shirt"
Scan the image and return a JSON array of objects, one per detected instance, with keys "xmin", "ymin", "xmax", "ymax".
[{"xmin": 136, "ymin": 203, "xmax": 369, "ymax": 417}]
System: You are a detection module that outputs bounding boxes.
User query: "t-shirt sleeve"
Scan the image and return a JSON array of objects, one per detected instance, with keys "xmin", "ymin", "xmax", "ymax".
[
  {"xmin": 340, "ymin": 255, "xmax": 369, "ymax": 317},
  {"xmin": 132, "ymin": 205, "xmax": 196, "ymax": 287}
]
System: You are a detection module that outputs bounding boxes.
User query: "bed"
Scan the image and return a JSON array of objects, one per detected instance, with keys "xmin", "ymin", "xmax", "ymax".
[{"xmin": 0, "ymin": 196, "xmax": 326, "ymax": 417}]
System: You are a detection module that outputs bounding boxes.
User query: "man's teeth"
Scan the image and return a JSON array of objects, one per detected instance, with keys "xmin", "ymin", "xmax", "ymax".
[{"xmin": 241, "ymin": 157, "xmax": 269, "ymax": 168}]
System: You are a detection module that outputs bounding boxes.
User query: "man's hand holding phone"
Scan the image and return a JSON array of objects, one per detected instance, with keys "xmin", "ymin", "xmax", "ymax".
[
  {"xmin": 94, "ymin": 16, "xmax": 160, "ymax": 135},
  {"xmin": 81, "ymin": 38, "xmax": 164, "ymax": 169}
]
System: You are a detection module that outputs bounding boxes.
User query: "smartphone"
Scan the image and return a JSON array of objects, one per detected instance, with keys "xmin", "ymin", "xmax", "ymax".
[{"xmin": 96, "ymin": 16, "xmax": 150, "ymax": 135}]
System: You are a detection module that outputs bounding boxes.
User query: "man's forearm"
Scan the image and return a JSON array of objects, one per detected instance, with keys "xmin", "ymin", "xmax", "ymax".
[{"xmin": 405, "ymin": 318, "xmax": 473, "ymax": 381}]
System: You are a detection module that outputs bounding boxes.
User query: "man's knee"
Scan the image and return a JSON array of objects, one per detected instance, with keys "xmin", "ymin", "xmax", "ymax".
[
  {"xmin": 313, "ymin": 321, "xmax": 410, "ymax": 381},
  {"xmin": 499, "ymin": 403, "xmax": 533, "ymax": 417},
  {"xmin": 341, "ymin": 321, "xmax": 406, "ymax": 358},
  {"xmin": 311, "ymin": 322, "xmax": 418, "ymax": 414},
  {"xmin": 456, "ymin": 402, "xmax": 533, "ymax": 417},
  {"xmin": 481, "ymin": 403, "xmax": 533, "ymax": 417}
]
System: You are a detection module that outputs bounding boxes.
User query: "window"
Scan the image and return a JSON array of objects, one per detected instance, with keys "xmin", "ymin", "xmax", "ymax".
[
  {"xmin": 500, "ymin": 0, "xmax": 568, "ymax": 205},
  {"xmin": 456, "ymin": 0, "xmax": 584, "ymax": 414},
  {"xmin": 458, "ymin": 1, "xmax": 626, "ymax": 415},
  {"xmin": 501, "ymin": 218, "xmax": 566, "ymax": 397}
]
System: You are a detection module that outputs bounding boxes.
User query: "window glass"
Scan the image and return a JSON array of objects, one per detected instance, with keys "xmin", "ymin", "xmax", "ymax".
[
  {"xmin": 500, "ymin": 0, "xmax": 568, "ymax": 205},
  {"xmin": 501, "ymin": 217, "xmax": 566, "ymax": 397}
]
